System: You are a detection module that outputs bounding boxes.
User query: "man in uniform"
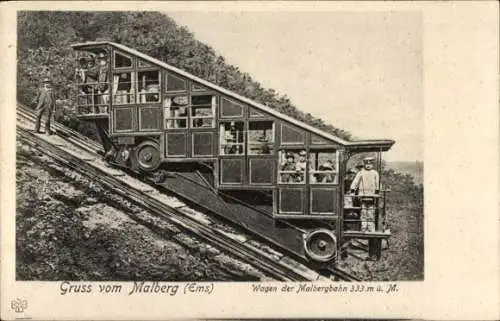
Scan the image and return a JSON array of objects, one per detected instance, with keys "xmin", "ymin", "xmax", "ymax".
[
  {"xmin": 88, "ymin": 52, "xmax": 109, "ymax": 112},
  {"xmin": 97, "ymin": 53, "xmax": 109, "ymax": 111},
  {"xmin": 33, "ymin": 77, "xmax": 56, "ymax": 135},
  {"xmin": 75, "ymin": 57, "xmax": 87, "ymax": 110},
  {"xmin": 349, "ymin": 157, "xmax": 379, "ymax": 232},
  {"xmin": 350, "ymin": 157, "xmax": 379, "ymax": 196},
  {"xmin": 87, "ymin": 56, "xmax": 99, "ymax": 110}
]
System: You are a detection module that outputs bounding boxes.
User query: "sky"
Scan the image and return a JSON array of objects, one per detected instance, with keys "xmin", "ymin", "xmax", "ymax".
[{"xmin": 167, "ymin": 11, "xmax": 423, "ymax": 162}]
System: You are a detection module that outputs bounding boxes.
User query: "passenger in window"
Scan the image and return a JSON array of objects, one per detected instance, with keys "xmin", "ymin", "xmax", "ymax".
[
  {"xmin": 139, "ymin": 72, "xmax": 160, "ymax": 103},
  {"xmin": 165, "ymin": 98, "xmax": 183, "ymax": 129},
  {"xmin": 295, "ymin": 150, "xmax": 307, "ymax": 171},
  {"xmin": 257, "ymin": 134, "xmax": 271, "ymax": 154},
  {"xmin": 86, "ymin": 56, "xmax": 97, "ymax": 81},
  {"xmin": 173, "ymin": 107, "xmax": 187, "ymax": 128},
  {"xmin": 139, "ymin": 87, "xmax": 147, "ymax": 103},
  {"xmin": 280, "ymin": 152, "xmax": 297, "ymax": 183},
  {"xmin": 146, "ymin": 84, "xmax": 159, "ymax": 102},
  {"xmin": 78, "ymin": 57, "xmax": 93, "ymax": 111},
  {"xmin": 75, "ymin": 57, "xmax": 87, "ymax": 82},
  {"xmin": 348, "ymin": 164, "xmax": 363, "ymax": 207},
  {"xmin": 194, "ymin": 118, "xmax": 203, "ymax": 128},
  {"xmin": 224, "ymin": 122, "xmax": 243, "ymax": 155},
  {"xmin": 80, "ymin": 56, "xmax": 98, "ymax": 112},
  {"xmin": 96, "ymin": 53, "xmax": 109, "ymax": 109},
  {"xmin": 140, "ymin": 84, "xmax": 159, "ymax": 103},
  {"xmin": 197, "ymin": 118, "xmax": 212, "ymax": 128},
  {"xmin": 294, "ymin": 150, "xmax": 308, "ymax": 182},
  {"xmin": 317, "ymin": 159, "xmax": 336, "ymax": 183},
  {"xmin": 115, "ymin": 72, "xmax": 131, "ymax": 104},
  {"xmin": 169, "ymin": 97, "xmax": 188, "ymax": 128},
  {"xmin": 343, "ymin": 168, "xmax": 357, "ymax": 209},
  {"xmin": 192, "ymin": 105, "xmax": 213, "ymax": 128},
  {"xmin": 178, "ymin": 109, "xmax": 187, "ymax": 128},
  {"xmin": 75, "ymin": 57, "xmax": 90, "ymax": 111}
]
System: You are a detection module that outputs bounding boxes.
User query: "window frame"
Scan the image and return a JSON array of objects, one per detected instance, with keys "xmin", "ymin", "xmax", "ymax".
[
  {"xmin": 113, "ymin": 106, "xmax": 135, "ymax": 133},
  {"xmin": 138, "ymin": 106, "xmax": 162, "ymax": 131},
  {"xmin": 249, "ymin": 107, "xmax": 266, "ymax": 118},
  {"xmin": 165, "ymin": 72, "xmax": 187, "ymax": 93},
  {"xmin": 247, "ymin": 120, "xmax": 275, "ymax": 156},
  {"xmin": 219, "ymin": 121, "xmax": 246, "ymax": 156},
  {"xmin": 309, "ymin": 149, "xmax": 340, "ymax": 185},
  {"xmin": 190, "ymin": 94, "xmax": 216, "ymax": 129},
  {"xmin": 165, "ymin": 132, "xmax": 187, "ymax": 157},
  {"xmin": 113, "ymin": 51, "xmax": 134, "ymax": 70},
  {"xmin": 280, "ymin": 123, "xmax": 306, "ymax": 145},
  {"xmin": 249, "ymin": 158, "xmax": 275, "ymax": 185},
  {"xmin": 163, "ymin": 94, "xmax": 189, "ymax": 130},
  {"xmin": 277, "ymin": 149, "xmax": 308, "ymax": 185},
  {"xmin": 74, "ymin": 50, "xmax": 112, "ymax": 114},
  {"xmin": 112, "ymin": 71, "xmax": 136, "ymax": 105},
  {"xmin": 309, "ymin": 187, "xmax": 337, "ymax": 215},
  {"xmin": 220, "ymin": 97, "xmax": 245, "ymax": 118},
  {"xmin": 191, "ymin": 82, "xmax": 209, "ymax": 92},
  {"xmin": 192, "ymin": 131, "xmax": 214, "ymax": 157},
  {"xmin": 220, "ymin": 157, "xmax": 245, "ymax": 184},
  {"xmin": 278, "ymin": 187, "xmax": 305, "ymax": 215},
  {"xmin": 136, "ymin": 69, "xmax": 162, "ymax": 104}
]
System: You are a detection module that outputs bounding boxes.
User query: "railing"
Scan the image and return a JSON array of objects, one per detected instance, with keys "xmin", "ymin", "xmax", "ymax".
[
  {"xmin": 343, "ymin": 190, "xmax": 390, "ymax": 233},
  {"xmin": 310, "ymin": 170, "xmax": 337, "ymax": 184},
  {"xmin": 278, "ymin": 170, "xmax": 305, "ymax": 184},
  {"xmin": 75, "ymin": 81, "xmax": 110, "ymax": 115},
  {"xmin": 220, "ymin": 143, "xmax": 245, "ymax": 155}
]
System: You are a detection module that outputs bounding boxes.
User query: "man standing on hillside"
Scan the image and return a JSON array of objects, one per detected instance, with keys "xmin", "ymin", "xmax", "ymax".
[{"xmin": 33, "ymin": 77, "xmax": 56, "ymax": 135}]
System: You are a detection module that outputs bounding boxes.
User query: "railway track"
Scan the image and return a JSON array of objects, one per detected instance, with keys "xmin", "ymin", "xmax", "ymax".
[{"xmin": 16, "ymin": 103, "xmax": 359, "ymax": 282}]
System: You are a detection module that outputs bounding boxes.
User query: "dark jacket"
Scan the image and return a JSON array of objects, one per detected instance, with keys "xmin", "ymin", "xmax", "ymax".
[
  {"xmin": 86, "ymin": 66, "xmax": 108, "ymax": 91},
  {"xmin": 35, "ymin": 86, "xmax": 56, "ymax": 111}
]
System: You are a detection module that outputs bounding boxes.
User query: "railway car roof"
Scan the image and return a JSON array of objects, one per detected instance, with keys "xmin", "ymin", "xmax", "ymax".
[{"xmin": 71, "ymin": 41, "xmax": 395, "ymax": 152}]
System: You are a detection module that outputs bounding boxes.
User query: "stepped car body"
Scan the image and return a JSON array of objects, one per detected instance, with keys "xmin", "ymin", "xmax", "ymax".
[{"xmin": 71, "ymin": 41, "xmax": 395, "ymax": 264}]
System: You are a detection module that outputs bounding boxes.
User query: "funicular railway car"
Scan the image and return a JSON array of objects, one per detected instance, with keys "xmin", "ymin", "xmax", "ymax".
[{"xmin": 71, "ymin": 41, "xmax": 395, "ymax": 265}]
